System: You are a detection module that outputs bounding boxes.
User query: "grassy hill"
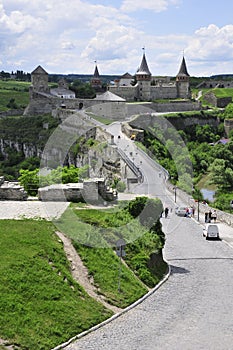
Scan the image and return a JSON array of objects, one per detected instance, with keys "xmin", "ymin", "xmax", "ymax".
[
  {"xmin": 0, "ymin": 80, "xmax": 30, "ymax": 112},
  {"xmin": 0, "ymin": 198, "xmax": 167, "ymax": 349}
]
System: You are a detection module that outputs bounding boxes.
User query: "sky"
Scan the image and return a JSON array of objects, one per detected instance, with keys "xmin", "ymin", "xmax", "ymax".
[{"xmin": 1, "ymin": 0, "xmax": 233, "ymax": 77}]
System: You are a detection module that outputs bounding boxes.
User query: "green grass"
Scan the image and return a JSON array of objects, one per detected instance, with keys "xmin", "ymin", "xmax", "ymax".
[
  {"xmin": 0, "ymin": 219, "xmax": 112, "ymax": 349},
  {"xmin": 0, "ymin": 89, "xmax": 29, "ymax": 111},
  {"xmin": 0, "ymin": 80, "xmax": 31, "ymax": 111},
  {"xmin": 86, "ymin": 112, "xmax": 113, "ymax": 125},
  {"xmin": 58, "ymin": 202, "xmax": 167, "ymax": 300},
  {"xmin": 72, "ymin": 242, "xmax": 148, "ymax": 308},
  {"xmin": 0, "ymin": 80, "xmax": 56, "ymax": 112},
  {"xmin": 0, "ymin": 201, "xmax": 167, "ymax": 349}
]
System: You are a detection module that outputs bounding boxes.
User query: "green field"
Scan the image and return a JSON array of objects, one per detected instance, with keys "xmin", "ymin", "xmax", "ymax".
[{"xmin": 0, "ymin": 80, "xmax": 30, "ymax": 111}]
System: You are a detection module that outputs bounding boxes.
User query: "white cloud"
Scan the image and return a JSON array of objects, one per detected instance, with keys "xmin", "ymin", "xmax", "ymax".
[
  {"xmin": 186, "ymin": 24, "xmax": 233, "ymax": 62},
  {"xmin": 0, "ymin": 1, "xmax": 233, "ymax": 76},
  {"xmin": 120, "ymin": 0, "xmax": 181, "ymax": 12}
]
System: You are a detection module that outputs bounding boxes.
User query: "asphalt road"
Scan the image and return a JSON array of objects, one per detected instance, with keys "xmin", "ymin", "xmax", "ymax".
[
  {"xmin": 63, "ymin": 121, "xmax": 233, "ymax": 350},
  {"xmin": 64, "ymin": 212, "xmax": 233, "ymax": 350}
]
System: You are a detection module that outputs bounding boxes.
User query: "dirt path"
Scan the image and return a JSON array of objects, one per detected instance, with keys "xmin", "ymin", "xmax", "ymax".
[{"xmin": 55, "ymin": 231, "xmax": 122, "ymax": 314}]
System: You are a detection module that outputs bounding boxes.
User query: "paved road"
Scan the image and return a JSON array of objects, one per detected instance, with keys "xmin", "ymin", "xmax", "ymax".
[
  {"xmin": 62, "ymin": 121, "xmax": 233, "ymax": 350},
  {"xmin": 64, "ymin": 212, "xmax": 233, "ymax": 350},
  {"xmin": 1, "ymin": 120, "xmax": 233, "ymax": 349}
]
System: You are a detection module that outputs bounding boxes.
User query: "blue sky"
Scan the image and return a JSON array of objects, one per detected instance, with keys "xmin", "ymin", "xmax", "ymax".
[{"xmin": 1, "ymin": 0, "xmax": 233, "ymax": 77}]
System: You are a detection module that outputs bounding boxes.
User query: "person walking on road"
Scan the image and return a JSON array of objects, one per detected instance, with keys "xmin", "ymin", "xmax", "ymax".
[
  {"xmin": 164, "ymin": 207, "xmax": 169, "ymax": 218},
  {"xmin": 212, "ymin": 210, "xmax": 217, "ymax": 222}
]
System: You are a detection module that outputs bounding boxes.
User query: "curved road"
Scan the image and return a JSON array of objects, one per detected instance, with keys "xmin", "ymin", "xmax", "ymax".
[{"xmin": 64, "ymin": 122, "xmax": 233, "ymax": 350}]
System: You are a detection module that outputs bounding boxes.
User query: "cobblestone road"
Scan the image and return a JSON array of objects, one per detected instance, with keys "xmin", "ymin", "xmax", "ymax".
[{"xmin": 63, "ymin": 212, "xmax": 233, "ymax": 350}]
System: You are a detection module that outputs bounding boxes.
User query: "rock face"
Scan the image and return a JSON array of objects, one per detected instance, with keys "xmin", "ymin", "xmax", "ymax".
[{"xmin": 0, "ymin": 177, "xmax": 28, "ymax": 200}]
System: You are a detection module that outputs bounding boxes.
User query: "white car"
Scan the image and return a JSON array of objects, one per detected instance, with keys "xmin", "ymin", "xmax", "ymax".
[
  {"xmin": 175, "ymin": 206, "xmax": 188, "ymax": 216},
  {"xmin": 203, "ymin": 224, "xmax": 220, "ymax": 240}
]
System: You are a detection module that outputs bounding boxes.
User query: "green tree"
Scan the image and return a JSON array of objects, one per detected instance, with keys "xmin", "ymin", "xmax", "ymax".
[
  {"xmin": 223, "ymin": 102, "xmax": 233, "ymax": 119},
  {"xmin": 18, "ymin": 168, "xmax": 39, "ymax": 196},
  {"xmin": 208, "ymin": 159, "xmax": 233, "ymax": 191}
]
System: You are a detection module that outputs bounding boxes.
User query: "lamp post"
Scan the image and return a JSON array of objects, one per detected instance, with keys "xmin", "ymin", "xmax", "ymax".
[
  {"xmin": 193, "ymin": 187, "xmax": 200, "ymax": 222},
  {"xmin": 173, "ymin": 186, "xmax": 177, "ymax": 203}
]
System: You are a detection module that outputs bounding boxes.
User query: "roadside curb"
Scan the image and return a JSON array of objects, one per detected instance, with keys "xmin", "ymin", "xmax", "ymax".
[{"xmin": 52, "ymin": 263, "xmax": 171, "ymax": 350}]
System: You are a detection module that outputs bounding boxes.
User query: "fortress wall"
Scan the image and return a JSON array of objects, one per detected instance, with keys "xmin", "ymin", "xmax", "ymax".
[
  {"xmin": 108, "ymin": 86, "xmax": 137, "ymax": 101},
  {"xmin": 151, "ymin": 101, "xmax": 201, "ymax": 112},
  {"xmin": 24, "ymin": 92, "xmax": 104, "ymax": 115},
  {"xmin": 150, "ymin": 86, "xmax": 177, "ymax": 99},
  {"xmin": 86, "ymin": 101, "xmax": 127, "ymax": 120},
  {"xmin": 129, "ymin": 112, "xmax": 218, "ymax": 132}
]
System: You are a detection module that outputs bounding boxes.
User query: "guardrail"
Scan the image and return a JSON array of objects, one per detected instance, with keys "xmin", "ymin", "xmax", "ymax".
[{"xmin": 117, "ymin": 148, "xmax": 143, "ymax": 183}]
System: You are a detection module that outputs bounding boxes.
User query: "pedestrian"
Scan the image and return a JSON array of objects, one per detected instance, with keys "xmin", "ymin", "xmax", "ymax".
[
  {"xmin": 212, "ymin": 210, "xmax": 217, "ymax": 222},
  {"xmin": 205, "ymin": 211, "xmax": 209, "ymax": 223},
  {"xmin": 192, "ymin": 207, "xmax": 195, "ymax": 217},
  {"xmin": 164, "ymin": 207, "xmax": 169, "ymax": 218},
  {"xmin": 208, "ymin": 210, "xmax": 212, "ymax": 223}
]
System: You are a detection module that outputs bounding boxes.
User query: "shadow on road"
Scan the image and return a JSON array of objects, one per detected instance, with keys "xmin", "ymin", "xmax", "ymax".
[{"xmin": 170, "ymin": 265, "xmax": 190, "ymax": 274}]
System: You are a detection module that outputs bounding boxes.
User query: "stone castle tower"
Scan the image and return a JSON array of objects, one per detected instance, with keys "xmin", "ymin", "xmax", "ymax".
[
  {"xmin": 30, "ymin": 65, "xmax": 49, "ymax": 94},
  {"xmin": 136, "ymin": 49, "xmax": 152, "ymax": 101},
  {"xmin": 176, "ymin": 56, "xmax": 191, "ymax": 99},
  {"xmin": 91, "ymin": 62, "xmax": 103, "ymax": 92}
]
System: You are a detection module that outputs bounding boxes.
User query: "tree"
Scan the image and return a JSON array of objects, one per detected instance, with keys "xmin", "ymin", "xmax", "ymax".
[
  {"xmin": 18, "ymin": 169, "xmax": 39, "ymax": 196},
  {"xmin": 208, "ymin": 159, "xmax": 233, "ymax": 192},
  {"xmin": 223, "ymin": 102, "xmax": 233, "ymax": 119}
]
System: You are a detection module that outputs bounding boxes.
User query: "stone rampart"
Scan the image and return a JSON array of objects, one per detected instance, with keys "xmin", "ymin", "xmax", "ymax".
[
  {"xmin": 24, "ymin": 91, "xmax": 108, "ymax": 116},
  {"xmin": 128, "ymin": 111, "xmax": 218, "ymax": 132},
  {"xmin": 38, "ymin": 179, "xmax": 117, "ymax": 203},
  {"xmin": 86, "ymin": 101, "xmax": 127, "ymax": 120}
]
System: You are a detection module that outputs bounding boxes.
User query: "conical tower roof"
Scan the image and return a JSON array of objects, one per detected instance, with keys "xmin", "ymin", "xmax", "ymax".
[
  {"xmin": 93, "ymin": 64, "xmax": 100, "ymax": 78},
  {"xmin": 177, "ymin": 56, "xmax": 189, "ymax": 77},
  {"xmin": 136, "ymin": 51, "xmax": 151, "ymax": 76}
]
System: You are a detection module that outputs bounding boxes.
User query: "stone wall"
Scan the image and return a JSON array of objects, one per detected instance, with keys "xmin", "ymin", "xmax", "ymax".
[
  {"xmin": 203, "ymin": 92, "xmax": 232, "ymax": 108},
  {"xmin": 125, "ymin": 101, "xmax": 201, "ymax": 120},
  {"xmin": 150, "ymin": 85, "xmax": 177, "ymax": 100},
  {"xmin": 108, "ymin": 85, "xmax": 137, "ymax": 101},
  {"xmin": 0, "ymin": 177, "xmax": 28, "ymax": 200},
  {"xmin": 86, "ymin": 101, "xmax": 127, "ymax": 120},
  {"xmin": 24, "ymin": 91, "xmax": 108, "ymax": 116},
  {"xmin": 151, "ymin": 100, "xmax": 201, "ymax": 113},
  {"xmin": 128, "ymin": 111, "xmax": 219, "ymax": 132},
  {"xmin": 224, "ymin": 118, "xmax": 233, "ymax": 137},
  {"xmin": 38, "ymin": 179, "xmax": 117, "ymax": 203}
]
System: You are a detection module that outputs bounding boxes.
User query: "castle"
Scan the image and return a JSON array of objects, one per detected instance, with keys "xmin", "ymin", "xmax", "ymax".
[
  {"xmin": 107, "ymin": 50, "xmax": 191, "ymax": 101},
  {"xmin": 24, "ymin": 50, "xmax": 200, "ymax": 118}
]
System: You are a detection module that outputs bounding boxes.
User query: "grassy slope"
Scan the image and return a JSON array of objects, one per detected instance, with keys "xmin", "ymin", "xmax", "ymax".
[
  {"xmin": 0, "ymin": 81, "xmax": 30, "ymax": 111},
  {"xmin": 0, "ymin": 220, "xmax": 112, "ymax": 350},
  {"xmin": 0, "ymin": 204, "xmax": 166, "ymax": 349}
]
